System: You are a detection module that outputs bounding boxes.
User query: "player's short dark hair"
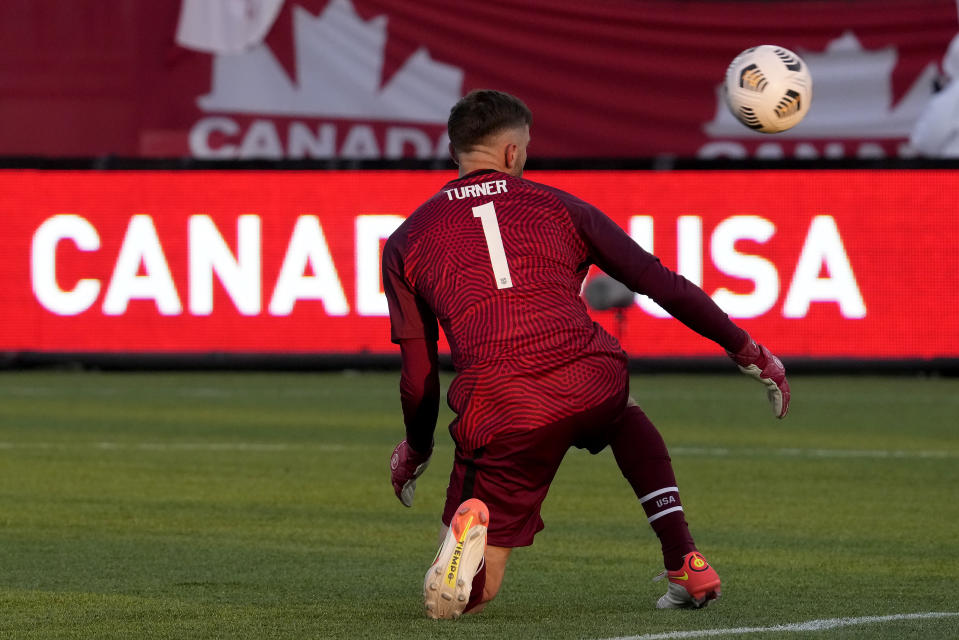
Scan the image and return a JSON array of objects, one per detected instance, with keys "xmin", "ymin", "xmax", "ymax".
[{"xmin": 447, "ymin": 90, "xmax": 532, "ymax": 155}]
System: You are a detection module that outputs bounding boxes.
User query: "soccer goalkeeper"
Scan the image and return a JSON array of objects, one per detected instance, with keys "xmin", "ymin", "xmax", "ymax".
[{"xmin": 384, "ymin": 89, "xmax": 790, "ymax": 619}]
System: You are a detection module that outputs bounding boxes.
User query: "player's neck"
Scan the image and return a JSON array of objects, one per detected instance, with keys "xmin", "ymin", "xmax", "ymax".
[
  {"xmin": 459, "ymin": 166, "xmax": 503, "ymax": 178},
  {"xmin": 457, "ymin": 154, "xmax": 506, "ymax": 178}
]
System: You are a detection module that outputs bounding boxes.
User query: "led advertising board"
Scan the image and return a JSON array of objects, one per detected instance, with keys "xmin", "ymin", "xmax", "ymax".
[{"xmin": 2, "ymin": 169, "xmax": 955, "ymax": 361}]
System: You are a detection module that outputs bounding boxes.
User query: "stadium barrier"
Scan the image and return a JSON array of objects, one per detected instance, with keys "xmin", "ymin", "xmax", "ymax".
[{"xmin": 2, "ymin": 158, "xmax": 957, "ymax": 373}]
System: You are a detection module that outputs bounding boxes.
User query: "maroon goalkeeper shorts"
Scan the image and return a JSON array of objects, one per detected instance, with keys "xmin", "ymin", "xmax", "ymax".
[{"xmin": 441, "ymin": 390, "xmax": 628, "ymax": 548}]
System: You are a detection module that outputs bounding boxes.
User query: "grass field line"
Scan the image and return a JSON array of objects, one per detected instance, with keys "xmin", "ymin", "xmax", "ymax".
[
  {"xmin": 598, "ymin": 611, "xmax": 959, "ymax": 640},
  {"xmin": 0, "ymin": 441, "xmax": 954, "ymax": 459},
  {"xmin": 0, "ymin": 441, "xmax": 347, "ymax": 452},
  {"xmin": 670, "ymin": 446, "xmax": 956, "ymax": 460}
]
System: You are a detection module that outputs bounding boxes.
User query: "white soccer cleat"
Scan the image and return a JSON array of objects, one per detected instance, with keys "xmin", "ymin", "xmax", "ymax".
[{"xmin": 423, "ymin": 498, "xmax": 489, "ymax": 619}]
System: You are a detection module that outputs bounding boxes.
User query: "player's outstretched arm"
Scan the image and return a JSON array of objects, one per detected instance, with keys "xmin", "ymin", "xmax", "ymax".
[
  {"xmin": 726, "ymin": 336, "xmax": 790, "ymax": 419},
  {"xmin": 563, "ymin": 195, "xmax": 790, "ymax": 417}
]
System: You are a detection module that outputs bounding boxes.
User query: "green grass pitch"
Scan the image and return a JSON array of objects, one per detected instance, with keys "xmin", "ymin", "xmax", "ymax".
[{"xmin": 0, "ymin": 370, "xmax": 957, "ymax": 639}]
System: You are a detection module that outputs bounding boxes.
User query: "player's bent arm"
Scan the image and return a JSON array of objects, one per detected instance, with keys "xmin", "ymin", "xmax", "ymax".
[
  {"xmin": 389, "ymin": 338, "xmax": 440, "ymax": 507},
  {"xmin": 382, "ymin": 229, "xmax": 442, "ymax": 505},
  {"xmin": 382, "ymin": 231, "xmax": 441, "ymax": 445}
]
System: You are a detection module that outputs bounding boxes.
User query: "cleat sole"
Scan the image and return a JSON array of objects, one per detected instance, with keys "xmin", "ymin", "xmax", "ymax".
[{"xmin": 422, "ymin": 499, "xmax": 489, "ymax": 620}]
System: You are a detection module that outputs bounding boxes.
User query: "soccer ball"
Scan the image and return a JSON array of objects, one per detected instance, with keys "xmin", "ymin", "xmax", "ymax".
[{"xmin": 723, "ymin": 45, "xmax": 812, "ymax": 133}]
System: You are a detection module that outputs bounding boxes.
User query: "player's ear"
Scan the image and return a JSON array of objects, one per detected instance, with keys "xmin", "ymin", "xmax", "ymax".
[
  {"xmin": 504, "ymin": 143, "xmax": 518, "ymax": 171},
  {"xmin": 448, "ymin": 142, "xmax": 458, "ymax": 166}
]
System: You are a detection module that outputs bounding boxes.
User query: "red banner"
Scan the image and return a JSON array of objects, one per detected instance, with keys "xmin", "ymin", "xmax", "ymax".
[
  {"xmin": 0, "ymin": 0, "xmax": 956, "ymax": 160},
  {"xmin": 1, "ymin": 169, "xmax": 956, "ymax": 360}
]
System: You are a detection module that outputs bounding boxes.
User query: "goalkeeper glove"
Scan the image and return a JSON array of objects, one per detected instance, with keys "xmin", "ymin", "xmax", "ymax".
[
  {"xmin": 390, "ymin": 439, "xmax": 432, "ymax": 507},
  {"xmin": 727, "ymin": 336, "xmax": 790, "ymax": 419}
]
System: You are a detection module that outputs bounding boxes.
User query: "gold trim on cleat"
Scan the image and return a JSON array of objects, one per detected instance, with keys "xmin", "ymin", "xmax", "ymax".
[{"xmin": 443, "ymin": 515, "xmax": 473, "ymax": 590}]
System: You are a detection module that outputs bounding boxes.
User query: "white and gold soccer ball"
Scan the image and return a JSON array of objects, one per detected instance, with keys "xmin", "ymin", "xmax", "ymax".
[{"xmin": 723, "ymin": 45, "xmax": 812, "ymax": 133}]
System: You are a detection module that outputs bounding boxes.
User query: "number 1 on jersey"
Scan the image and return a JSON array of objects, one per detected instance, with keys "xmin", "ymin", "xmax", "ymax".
[{"xmin": 472, "ymin": 201, "xmax": 513, "ymax": 289}]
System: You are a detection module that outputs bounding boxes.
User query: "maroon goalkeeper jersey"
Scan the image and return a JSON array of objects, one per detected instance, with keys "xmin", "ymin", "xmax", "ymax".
[{"xmin": 383, "ymin": 169, "xmax": 745, "ymax": 452}]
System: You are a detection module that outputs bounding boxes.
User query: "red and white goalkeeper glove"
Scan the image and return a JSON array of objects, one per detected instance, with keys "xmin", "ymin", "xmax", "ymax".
[
  {"xmin": 727, "ymin": 337, "xmax": 790, "ymax": 419},
  {"xmin": 390, "ymin": 439, "xmax": 432, "ymax": 507}
]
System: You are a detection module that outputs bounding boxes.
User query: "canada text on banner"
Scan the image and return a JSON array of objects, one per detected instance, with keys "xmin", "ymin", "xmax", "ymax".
[
  {"xmin": 1, "ymin": 169, "xmax": 956, "ymax": 360},
  {"xmin": 0, "ymin": 0, "xmax": 956, "ymax": 159}
]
